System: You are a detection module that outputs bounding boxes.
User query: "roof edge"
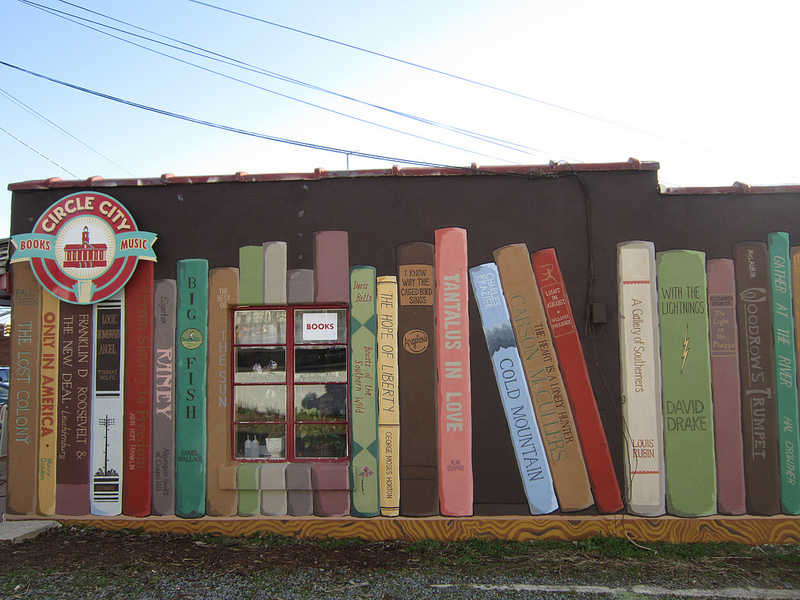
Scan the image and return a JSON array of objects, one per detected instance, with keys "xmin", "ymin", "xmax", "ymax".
[{"xmin": 8, "ymin": 158, "xmax": 659, "ymax": 192}]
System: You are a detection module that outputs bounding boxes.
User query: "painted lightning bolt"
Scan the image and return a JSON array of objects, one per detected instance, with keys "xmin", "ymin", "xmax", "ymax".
[{"xmin": 680, "ymin": 324, "xmax": 690, "ymax": 373}]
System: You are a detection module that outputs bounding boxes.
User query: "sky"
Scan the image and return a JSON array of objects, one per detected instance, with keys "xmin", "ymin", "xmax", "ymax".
[{"xmin": 3, "ymin": 0, "xmax": 800, "ymax": 241}]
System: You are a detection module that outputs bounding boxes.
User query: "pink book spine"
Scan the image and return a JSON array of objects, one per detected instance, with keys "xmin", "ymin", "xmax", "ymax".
[
  {"xmin": 707, "ymin": 258, "xmax": 746, "ymax": 515},
  {"xmin": 435, "ymin": 228, "xmax": 473, "ymax": 516},
  {"xmin": 313, "ymin": 231, "xmax": 350, "ymax": 303}
]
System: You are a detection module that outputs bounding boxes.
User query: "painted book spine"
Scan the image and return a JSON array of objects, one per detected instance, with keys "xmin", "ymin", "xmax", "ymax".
[
  {"xmin": 152, "ymin": 279, "xmax": 176, "ymax": 516},
  {"xmin": 656, "ymin": 249, "xmax": 716, "ymax": 517},
  {"xmin": 38, "ymin": 290, "xmax": 59, "ymax": 515},
  {"xmin": 349, "ymin": 265, "xmax": 380, "ymax": 517},
  {"xmin": 768, "ymin": 232, "xmax": 800, "ymax": 514},
  {"xmin": 287, "ymin": 269, "xmax": 314, "ymax": 303},
  {"xmin": 397, "ymin": 241, "xmax": 439, "ymax": 516},
  {"xmin": 469, "ymin": 262, "xmax": 558, "ymax": 515},
  {"xmin": 733, "ymin": 241, "xmax": 781, "ymax": 515},
  {"xmin": 238, "ymin": 245, "xmax": 264, "ymax": 305},
  {"xmin": 532, "ymin": 247, "xmax": 623, "ymax": 514},
  {"xmin": 175, "ymin": 259, "xmax": 209, "ymax": 518},
  {"xmin": 617, "ymin": 241, "xmax": 665, "ymax": 516},
  {"xmin": 377, "ymin": 276, "xmax": 400, "ymax": 517},
  {"xmin": 56, "ymin": 302, "xmax": 93, "ymax": 516},
  {"xmin": 262, "ymin": 241, "xmax": 287, "ymax": 304},
  {"xmin": 8, "ymin": 262, "xmax": 42, "ymax": 516},
  {"xmin": 206, "ymin": 267, "xmax": 239, "ymax": 517},
  {"xmin": 494, "ymin": 244, "xmax": 592, "ymax": 512},
  {"xmin": 706, "ymin": 258, "xmax": 747, "ymax": 515},
  {"xmin": 90, "ymin": 292, "xmax": 125, "ymax": 516},
  {"xmin": 123, "ymin": 261, "xmax": 154, "ymax": 517},
  {"xmin": 314, "ymin": 231, "xmax": 350, "ymax": 303},
  {"xmin": 435, "ymin": 228, "xmax": 473, "ymax": 516}
]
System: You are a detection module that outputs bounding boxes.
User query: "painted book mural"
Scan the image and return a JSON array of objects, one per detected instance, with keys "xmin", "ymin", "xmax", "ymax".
[{"xmin": 11, "ymin": 181, "xmax": 800, "ymax": 541}]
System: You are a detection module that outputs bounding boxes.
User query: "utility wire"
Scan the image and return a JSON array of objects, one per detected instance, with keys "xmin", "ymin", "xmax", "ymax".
[
  {"xmin": 0, "ymin": 87, "xmax": 134, "ymax": 176},
  {"xmin": 18, "ymin": 0, "xmax": 524, "ymax": 166},
  {"xmin": 0, "ymin": 60, "xmax": 482, "ymax": 172},
  {"xmin": 187, "ymin": 0, "xmax": 767, "ymax": 166},
  {"xmin": 0, "ymin": 123, "xmax": 80, "ymax": 178},
  {"xmin": 51, "ymin": 0, "xmax": 544, "ymax": 157}
]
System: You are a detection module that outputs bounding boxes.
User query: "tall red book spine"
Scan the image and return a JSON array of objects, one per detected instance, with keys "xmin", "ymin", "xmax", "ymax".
[
  {"xmin": 532, "ymin": 248, "xmax": 623, "ymax": 513},
  {"xmin": 123, "ymin": 261, "xmax": 154, "ymax": 517}
]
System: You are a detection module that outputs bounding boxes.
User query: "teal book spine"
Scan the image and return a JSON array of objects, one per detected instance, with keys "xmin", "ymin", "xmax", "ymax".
[
  {"xmin": 175, "ymin": 259, "xmax": 209, "ymax": 518},
  {"xmin": 656, "ymin": 249, "xmax": 716, "ymax": 517},
  {"xmin": 769, "ymin": 232, "xmax": 800, "ymax": 514},
  {"xmin": 349, "ymin": 266, "xmax": 380, "ymax": 517}
]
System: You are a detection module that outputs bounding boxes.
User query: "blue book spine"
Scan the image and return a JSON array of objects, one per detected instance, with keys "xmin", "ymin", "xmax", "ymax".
[{"xmin": 469, "ymin": 263, "xmax": 558, "ymax": 515}]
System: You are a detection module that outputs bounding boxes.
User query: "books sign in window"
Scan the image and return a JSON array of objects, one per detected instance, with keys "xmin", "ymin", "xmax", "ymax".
[{"xmin": 302, "ymin": 312, "xmax": 339, "ymax": 341}]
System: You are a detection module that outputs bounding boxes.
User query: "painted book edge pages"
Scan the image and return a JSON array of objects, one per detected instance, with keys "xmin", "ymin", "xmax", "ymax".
[
  {"xmin": 175, "ymin": 259, "xmax": 209, "ymax": 518},
  {"xmin": 262, "ymin": 241, "xmax": 287, "ymax": 304},
  {"xmin": 349, "ymin": 265, "xmax": 380, "ymax": 517},
  {"xmin": 123, "ymin": 260, "xmax": 154, "ymax": 517},
  {"xmin": 376, "ymin": 275, "xmax": 400, "ymax": 517},
  {"xmin": 617, "ymin": 241, "xmax": 665, "ymax": 517},
  {"xmin": 90, "ymin": 291, "xmax": 125, "ymax": 516},
  {"xmin": 397, "ymin": 241, "xmax": 439, "ymax": 516},
  {"xmin": 493, "ymin": 243, "xmax": 592, "ymax": 512},
  {"xmin": 435, "ymin": 227, "xmax": 473, "ymax": 517},
  {"xmin": 706, "ymin": 258, "xmax": 746, "ymax": 515},
  {"xmin": 532, "ymin": 247, "xmax": 623, "ymax": 514},
  {"xmin": 56, "ymin": 301, "xmax": 93, "ymax": 516},
  {"xmin": 206, "ymin": 267, "xmax": 240, "ymax": 517},
  {"xmin": 768, "ymin": 232, "xmax": 800, "ymax": 514},
  {"xmin": 469, "ymin": 262, "xmax": 558, "ymax": 515},
  {"xmin": 733, "ymin": 241, "xmax": 781, "ymax": 516},
  {"xmin": 38, "ymin": 289, "xmax": 59, "ymax": 516},
  {"xmin": 314, "ymin": 231, "xmax": 350, "ymax": 303},
  {"xmin": 656, "ymin": 249, "xmax": 716, "ymax": 517},
  {"xmin": 238, "ymin": 245, "xmax": 264, "ymax": 305},
  {"xmin": 7, "ymin": 261, "xmax": 42, "ymax": 516},
  {"xmin": 152, "ymin": 279, "xmax": 176, "ymax": 516}
]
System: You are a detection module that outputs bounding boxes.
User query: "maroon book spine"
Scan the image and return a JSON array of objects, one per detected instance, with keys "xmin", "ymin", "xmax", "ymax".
[
  {"xmin": 532, "ymin": 248, "xmax": 623, "ymax": 513},
  {"xmin": 123, "ymin": 261, "xmax": 154, "ymax": 517}
]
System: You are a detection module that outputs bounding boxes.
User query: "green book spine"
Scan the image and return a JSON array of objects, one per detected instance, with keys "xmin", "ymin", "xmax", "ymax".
[
  {"xmin": 769, "ymin": 232, "xmax": 800, "ymax": 514},
  {"xmin": 349, "ymin": 266, "xmax": 380, "ymax": 517},
  {"xmin": 175, "ymin": 259, "xmax": 209, "ymax": 518},
  {"xmin": 238, "ymin": 245, "xmax": 264, "ymax": 305},
  {"xmin": 657, "ymin": 249, "xmax": 716, "ymax": 517}
]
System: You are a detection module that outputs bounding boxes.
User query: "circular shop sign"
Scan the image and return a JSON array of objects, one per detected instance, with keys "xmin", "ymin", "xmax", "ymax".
[{"xmin": 11, "ymin": 192, "xmax": 157, "ymax": 304}]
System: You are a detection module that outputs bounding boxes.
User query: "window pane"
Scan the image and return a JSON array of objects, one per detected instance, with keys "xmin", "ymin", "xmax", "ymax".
[
  {"xmin": 235, "ymin": 310, "xmax": 286, "ymax": 345},
  {"xmin": 234, "ymin": 386, "xmax": 286, "ymax": 422},
  {"xmin": 295, "ymin": 384, "xmax": 347, "ymax": 421},
  {"xmin": 235, "ymin": 347, "xmax": 286, "ymax": 383},
  {"xmin": 294, "ymin": 346, "xmax": 347, "ymax": 382},
  {"xmin": 295, "ymin": 423, "xmax": 348, "ymax": 458},
  {"xmin": 294, "ymin": 309, "xmax": 347, "ymax": 344},
  {"xmin": 234, "ymin": 424, "xmax": 286, "ymax": 459}
]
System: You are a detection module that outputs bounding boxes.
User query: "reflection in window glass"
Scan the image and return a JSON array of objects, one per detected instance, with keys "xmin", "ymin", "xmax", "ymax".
[
  {"xmin": 235, "ymin": 347, "xmax": 286, "ymax": 383},
  {"xmin": 295, "ymin": 423, "xmax": 348, "ymax": 458},
  {"xmin": 234, "ymin": 386, "xmax": 286, "ymax": 422},
  {"xmin": 294, "ymin": 346, "xmax": 347, "ymax": 382},
  {"xmin": 295, "ymin": 384, "xmax": 347, "ymax": 421},
  {"xmin": 293, "ymin": 309, "xmax": 347, "ymax": 344},
  {"xmin": 235, "ymin": 310, "xmax": 286, "ymax": 345},
  {"xmin": 235, "ymin": 424, "xmax": 286, "ymax": 459}
]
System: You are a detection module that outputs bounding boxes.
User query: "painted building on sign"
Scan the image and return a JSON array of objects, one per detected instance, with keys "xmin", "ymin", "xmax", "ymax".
[{"xmin": 6, "ymin": 159, "xmax": 800, "ymax": 543}]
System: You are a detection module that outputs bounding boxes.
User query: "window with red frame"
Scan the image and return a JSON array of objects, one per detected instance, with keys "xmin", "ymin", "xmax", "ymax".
[{"xmin": 232, "ymin": 305, "xmax": 349, "ymax": 461}]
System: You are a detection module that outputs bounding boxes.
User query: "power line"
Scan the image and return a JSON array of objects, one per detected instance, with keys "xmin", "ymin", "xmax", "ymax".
[
  {"xmin": 0, "ymin": 60, "xmax": 482, "ymax": 172},
  {"xmin": 17, "ymin": 0, "xmax": 525, "ymax": 166},
  {"xmin": 0, "ymin": 86, "xmax": 134, "ymax": 176},
  {"xmin": 0, "ymin": 123, "xmax": 80, "ymax": 178}
]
